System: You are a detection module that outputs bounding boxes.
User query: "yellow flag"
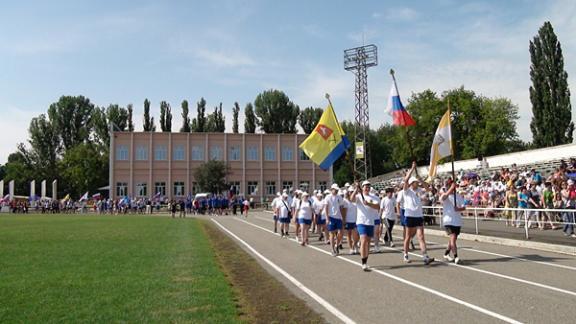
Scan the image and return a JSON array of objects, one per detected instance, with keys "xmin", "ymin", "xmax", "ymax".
[
  {"xmin": 428, "ymin": 108, "xmax": 453, "ymax": 178},
  {"xmin": 299, "ymin": 102, "xmax": 350, "ymax": 170}
]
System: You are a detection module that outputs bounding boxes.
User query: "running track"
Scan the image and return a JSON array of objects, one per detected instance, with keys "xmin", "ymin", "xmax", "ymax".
[{"xmin": 207, "ymin": 211, "xmax": 576, "ymax": 324}]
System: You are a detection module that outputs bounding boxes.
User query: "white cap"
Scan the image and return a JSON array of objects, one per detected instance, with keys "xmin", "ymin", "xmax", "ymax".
[
  {"xmin": 282, "ymin": 193, "xmax": 288, "ymax": 198},
  {"xmin": 324, "ymin": 189, "xmax": 330, "ymax": 194},
  {"xmin": 316, "ymin": 192, "xmax": 323, "ymax": 197},
  {"xmin": 347, "ymin": 186, "xmax": 355, "ymax": 192},
  {"xmin": 282, "ymin": 188, "xmax": 288, "ymax": 193},
  {"xmin": 568, "ymin": 179, "xmax": 575, "ymax": 185},
  {"xmin": 344, "ymin": 182, "xmax": 351, "ymax": 187},
  {"xmin": 331, "ymin": 183, "xmax": 339, "ymax": 190},
  {"xmin": 408, "ymin": 177, "xmax": 419, "ymax": 185},
  {"xmin": 361, "ymin": 180, "xmax": 371, "ymax": 187},
  {"xmin": 302, "ymin": 191, "xmax": 309, "ymax": 197},
  {"xmin": 276, "ymin": 192, "xmax": 281, "ymax": 196}
]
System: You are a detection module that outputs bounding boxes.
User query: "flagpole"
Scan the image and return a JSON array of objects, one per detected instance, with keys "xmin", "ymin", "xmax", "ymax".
[
  {"xmin": 448, "ymin": 98, "xmax": 457, "ymax": 205},
  {"xmin": 390, "ymin": 69, "xmax": 418, "ymax": 177}
]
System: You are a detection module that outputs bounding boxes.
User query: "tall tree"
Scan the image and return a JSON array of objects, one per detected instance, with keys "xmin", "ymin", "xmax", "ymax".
[
  {"xmin": 159, "ymin": 101, "xmax": 171, "ymax": 132},
  {"xmin": 58, "ymin": 143, "xmax": 108, "ymax": 198},
  {"xmin": 206, "ymin": 103, "xmax": 226, "ymax": 132},
  {"xmin": 127, "ymin": 104, "xmax": 134, "ymax": 131},
  {"xmin": 47, "ymin": 96, "xmax": 94, "ymax": 151},
  {"xmin": 27, "ymin": 114, "xmax": 59, "ymax": 181},
  {"xmin": 106, "ymin": 104, "xmax": 128, "ymax": 131},
  {"xmin": 244, "ymin": 103, "xmax": 256, "ymax": 133},
  {"xmin": 254, "ymin": 89, "xmax": 299, "ymax": 133},
  {"xmin": 180, "ymin": 100, "xmax": 191, "ymax": 132},
  {"xmin": 193, "ymin": 160, "xmax": 230, "ymax": 194},
  {"xmin": 298, "ymin": 106, "xmax": 323, "ymax": 134},
  {"xmin": 529, "ymin": 21, "xmax": 574, "ymax": 147},
  {"xmin": 232, "ymin": 102, "xmax": 240, "ymax": 133},
  {"xmin": 191, "ymin": 98, "xmax": 207, "ymax": 132},
  {"xmin": 143, "ymin": 99, "xmax": 156, "ymax": 132}
]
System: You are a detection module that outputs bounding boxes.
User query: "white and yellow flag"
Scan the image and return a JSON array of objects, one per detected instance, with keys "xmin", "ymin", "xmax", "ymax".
[{"xmin": 428, "ymin": 108, "xmax": 453, "ymax": 179}]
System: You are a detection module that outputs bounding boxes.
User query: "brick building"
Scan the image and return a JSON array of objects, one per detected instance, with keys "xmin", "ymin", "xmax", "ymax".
[{"xmin": 109, "ymin": 132, "xmax": 332, "ymax": 202}]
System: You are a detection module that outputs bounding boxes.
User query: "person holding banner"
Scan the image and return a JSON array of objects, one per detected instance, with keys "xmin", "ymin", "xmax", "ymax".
[
  {"xmin": 440, "ymin": 180, "xmax": 465, "ymax": 264},
  {"xmin": 402, "ymin": 161, "xmax": 435, "ymax": 265}
]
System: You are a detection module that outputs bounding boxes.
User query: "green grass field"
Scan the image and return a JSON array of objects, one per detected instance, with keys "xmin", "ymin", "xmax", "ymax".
[{"xmin": 0, "ymin": 214, "xmax": 240, "ymax": 323}]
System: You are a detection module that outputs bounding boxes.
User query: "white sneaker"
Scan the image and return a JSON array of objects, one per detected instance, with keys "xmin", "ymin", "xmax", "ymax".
[
  {"xmin": 390, "ymin": 242, "xmax": 395, "ymax": 247},
  {"xmin": 362, "ymin": 263, "xmax": 369, "ymax": 271},
  {"xmin": 403, "ymin": 255, "xmax": 411, "ymax": 263},
  {"xmin": 349, "ymin": 249, "xmax": 355, "ymax": 255},
  {"xmin": 443, "ymin": 255, "xmax": 454, "ymax": 262},
  {"xmin": 454, "ymin": 257, "xmax": 461, "ymax": 264}
]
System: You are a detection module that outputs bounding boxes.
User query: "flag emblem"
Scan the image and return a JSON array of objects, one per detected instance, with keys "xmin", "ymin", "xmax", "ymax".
[{"xmin": 315, "ymin": 124, "xmax": 333, "ymax": 140}]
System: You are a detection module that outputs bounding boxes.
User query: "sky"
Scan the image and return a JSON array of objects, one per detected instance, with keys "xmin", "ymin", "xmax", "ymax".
[{"xmin": 1, "ymin": 0, "xmax": 576, "ymax": 164}]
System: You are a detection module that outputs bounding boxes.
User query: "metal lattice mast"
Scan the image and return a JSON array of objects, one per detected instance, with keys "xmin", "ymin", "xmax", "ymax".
[{"xmin": 344, "ymin": 45, "xmax": 377, "ymax": 180}]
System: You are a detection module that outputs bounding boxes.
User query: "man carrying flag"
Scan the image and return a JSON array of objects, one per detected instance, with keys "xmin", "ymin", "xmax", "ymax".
[{"xmin": 300, "ymin": 94, "xmax": 351, "ymax": 171}]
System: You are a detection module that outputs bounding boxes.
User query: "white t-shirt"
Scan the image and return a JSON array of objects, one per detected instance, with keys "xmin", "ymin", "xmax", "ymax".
[
  {"xmin": 271, "ymin": 197, "xmax": 281, "ymax": 214},
  {"xmin": 396, "ymin": 190, "xmax": 404, "ymax": 210},
  {"xmin": 297, "ymin": 199, "xmax": 313, "ymax": 220},
  {"xmin": 278, "ymin": 199, "xmax": 290, "ymax": 218},
  {"xmin": 380, "ymin": 196, "xmax": 397, "ymax": 220},
  {"xmin": 442, "ymin": 194, "xmax": 464, "ymax": 226},
  {"xmin": 403, "ymin": 187, "xmax": 424, "ymax": 218},
  {"xmin": 291, "ymin": 197, "xmax": 300, "ymax": 211},
  {"xmin": 325, "ymin": 194, "xmax": 343, "ymax": 219},
  {"xmin": 314, "ymin": 198, "xmax": 326, "ymax": 220},
  {"xmin": 355, "ymin": 193, "xmax": 380, "ymax": 226},
  {"xmin": 344, "ymin": 198, "xmax": 357, "ymax": 223}
]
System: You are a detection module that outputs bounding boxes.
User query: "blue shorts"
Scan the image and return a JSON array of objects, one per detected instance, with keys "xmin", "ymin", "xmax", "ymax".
[
  {"xmin": 357, "ymin": 224, "xmax": 374, "ymax": 237},
  {"xmin": 317, "ymin": 218, "xmax": 326, "ymax": 225},
  {"xmin": 374, "ymin": 218, "xmax": 381, "ymax": 226},
  {"xmin": 279, "ymin": 217, "xmax": 291, "ymax": 224},
  {"xmin": 345, "ymin": 222, "xmax": 357, "ymax": 230},
  {"xmin": 327, "ymin": 217, "xmax": 343, "ymax": 232},
  {"xmin": 405, "ymin": 217, "xmax": 424, "ymax": 228},
  {"xmin": 298, "ymin": 218, "xmax": 312, "ymax": 225},
  {"xmin": 400, "ymin": 209, "xmax": 407, "ymax": 226}
]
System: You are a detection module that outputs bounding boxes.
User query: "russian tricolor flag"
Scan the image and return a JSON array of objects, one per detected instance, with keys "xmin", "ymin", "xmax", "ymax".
[{"xmin": 386, "ymin": 80, "xmax": 416, "ymax": 127}]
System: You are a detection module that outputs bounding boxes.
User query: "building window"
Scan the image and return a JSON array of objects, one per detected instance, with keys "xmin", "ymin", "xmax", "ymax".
[
  {"xmin": 282, "ymin": 181, "xmax": 293, "ymax": 191},
  {"xmin": 173, "ymin": 181, "xmax": 185, "ymax": 197},
  {"xmin": 282, "ymin": 146, "xmax": 293, "ymax": 161},
  {"xmin": 265, "ymin": 181, "xmax": 276, "ymax": 196},
  {"xmin": 191, "ymin": 145, "xmax": 204, "ymax": 161},
  {"xmin": 299, "ymin": 149, "xmax": 310, "ymax": 161},
  {"xmin": 135, "ymin": 145, "xmax": 148, "ymax": 161},
  {"xmin": 154, "ymin": 145, "xmax": 167, "ymax": 161},
  {"xmin": 247, "ymin": 146, "xmax": 258, "ymax": 161},
  {"xmin": 318, "ymin": 181, "xmax": 327, "ymax": 192},
  {"xmin": 116, "ymin": 145, "xmax": 129, "ymax": 161},
  {"xmin": 264, "ymin": 146, "xmax": 276, "ymax": 161},
  {"xmin": 247, "ymin": 181, "xmax": 258, "ymax": 196},
  {"xmin": 192, "ymin": 182, "xmax": 199, "ymax": 194},
  {"xmin": 154, "ymin": 182, "xmax": 166, "ymax": 197},
  {"xmin": 229, "ymin": 181, "xmax": 240, "ymax": 195},
  {"xmin": 136, "ymin": 183, "xmax": 147, "ymax": 197},
  {"xmin": 229, "ymin": 145, "xmax": 241, "ymax": 161},
  {"xmin": 210, "ymin": 145, "xmax": 222, "ymax": 161},
  {"xmin": 173, "ymin": 145, "xmax": 185, "ymax": 161},
  {"xmin": 116, "ymin": 182, "xmax": 128, "ymax": 197},
  {"xmin": 299, "ymin": 181, "xmax": 310, "ymax": 192}
]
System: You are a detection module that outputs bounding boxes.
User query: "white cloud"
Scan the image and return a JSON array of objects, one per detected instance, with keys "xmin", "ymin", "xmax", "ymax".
[{"xmin": 194, "ymin": 48, "xmax": 256, "ymax": 68}]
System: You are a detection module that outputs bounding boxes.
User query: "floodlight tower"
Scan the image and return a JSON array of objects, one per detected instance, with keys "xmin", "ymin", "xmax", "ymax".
[{"xmin": 344, "ymin": 44, "xmax": 377, "ymax": 180}]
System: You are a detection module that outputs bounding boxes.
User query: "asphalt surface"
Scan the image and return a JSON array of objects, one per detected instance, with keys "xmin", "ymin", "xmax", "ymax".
[{"xmin": 207, "ymin": 211, "xmax": 576, "ymax": 324}]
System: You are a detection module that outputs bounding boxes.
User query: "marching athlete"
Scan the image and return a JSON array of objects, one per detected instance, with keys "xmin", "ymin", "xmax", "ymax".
[
  {"xmin": 325, "ymin": 184, "xmax": 345, "ymax": 256},
  {"xmin": 344, "ymin": 187, "xmax": 359, "ymax": 255},
  {"xmin": 402, "ymin": 162, "xmax": 435, "ymax": 265},
  {"xmin": 351, "ymin": 180, "xmax": 380, "ymax": 271},
  {"xmin": 440, "ymin": 181, "xmax": 465, "ymax": 264},
  {"xmin": 296, "ymin": 192, "xmax": 313, "ymax": 246}
]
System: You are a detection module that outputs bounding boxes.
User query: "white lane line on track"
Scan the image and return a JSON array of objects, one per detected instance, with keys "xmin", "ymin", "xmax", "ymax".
[
  {"xmin": 263, "ymin": 214, "xmax": 576, "ymax": 297},
  {"xmin": 459, "ymin": 248, "xmax": 576, "ymax": 272},
  {"xmin": 210, "ymin": 218, "xmax": 356, "ymax": 324},
  {"xmin": 233, "ymin": 217, "xmax": 522, "ymax": 324}
]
